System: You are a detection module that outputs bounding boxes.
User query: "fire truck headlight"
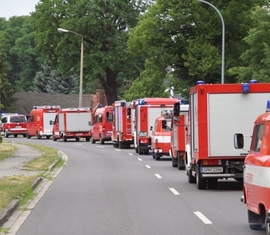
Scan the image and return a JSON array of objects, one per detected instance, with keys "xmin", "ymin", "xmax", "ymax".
[{"xmin": 138, "ymin": 131, "xmax": 147, "ymax": 137}]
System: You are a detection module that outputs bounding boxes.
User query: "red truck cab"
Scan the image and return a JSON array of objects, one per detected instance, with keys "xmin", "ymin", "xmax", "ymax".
[
  {"xmin": 150, "ymin": 110, "xmax": 172, "ymax": 160},
  {"xmin": 236, "ymin": 99, "xmax": 270, "ymax": 233},
  {"xmin": 91, "ymin": 106, "xmax": 113, "ymax": 144}
]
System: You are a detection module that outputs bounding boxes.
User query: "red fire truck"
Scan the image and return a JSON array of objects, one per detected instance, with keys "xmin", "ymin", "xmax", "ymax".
[
  {"xmin": 186, "ymin": 80, "xmax": 270, "ymax": 190},
  {"xmin": 150, "ymin": 110, "xmax": 173, "ymax": 160},
  {"xmin": 51, "ymin": 107, "xmax": 92, "ymax": 142},
  {"xmin": 237, "ymin": 99, "xmax": 270, "ymax": 233},
  {"xmin": 91, "ymin": 106, "xmax": 113, "ymax": 144},
  {"xmin": 131, "ymin": 97, "xmax": 178, "ymax": 155},
  {"xmin": 170, "ymin": 101, "xmax": 189, "ymax": 169},
  {"xmin": 27, "ymin": 105, "xmax": 60, "ymax": 139},
  {"xmin": 112, "ymin": 100, "xmax": 133, "ymax": 149}
]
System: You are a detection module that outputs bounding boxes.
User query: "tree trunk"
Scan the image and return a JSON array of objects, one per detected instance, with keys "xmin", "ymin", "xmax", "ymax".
[{"xmin": 98, "ymin": 68, "xmax": 118, "ymax": 105}]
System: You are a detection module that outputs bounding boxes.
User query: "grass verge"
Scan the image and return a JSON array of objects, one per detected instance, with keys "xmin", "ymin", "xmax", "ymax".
[{"xmin": 0, "ymin": 142, "xmax": 63, "ymax": 212}]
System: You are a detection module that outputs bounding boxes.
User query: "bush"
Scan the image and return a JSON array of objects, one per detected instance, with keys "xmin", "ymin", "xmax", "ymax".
[{"xmin": 0, "ymin": 135, "xmax": 2, "ymax": 143}]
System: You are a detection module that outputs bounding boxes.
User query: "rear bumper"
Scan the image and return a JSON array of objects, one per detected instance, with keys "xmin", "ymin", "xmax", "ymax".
[{"xmin": 6, "ymin": 128, "xmax": 27, "ymax": 135}]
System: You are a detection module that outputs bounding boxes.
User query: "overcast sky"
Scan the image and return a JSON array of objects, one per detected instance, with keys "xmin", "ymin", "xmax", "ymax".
[{"xmin": 0, "ymin": 0, "xmax": 39, "ymax": 19}]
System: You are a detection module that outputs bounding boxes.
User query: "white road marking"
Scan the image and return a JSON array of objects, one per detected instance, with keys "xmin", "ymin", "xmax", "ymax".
[
  {"xmin": 96, "ymin": 146, "xmax": 104, "ymax": 148},
  {"xmin": 169, "ymin": 188, "xmax": 180, "ymax": 195},
  {"xmin": 115, "ymin": 149, "xmax": 121, "ymax": 151},
  {"xmin": 128, "ymin": 153, "xmax": 133, "ymax": 156},
  {"xmin": 145, "ymin": 165, "xmax": 151, "ymax": 169},
  {"xmin": 155, "ymin": 174, "xmax": 162, "ymax": 179},
  {"xmin": 137, "ymin": 158, "xmax": 142, "ymax": 161},
  {"xmin": 194, "ymin": 211, "xmax": 212, "ymax": 224}
]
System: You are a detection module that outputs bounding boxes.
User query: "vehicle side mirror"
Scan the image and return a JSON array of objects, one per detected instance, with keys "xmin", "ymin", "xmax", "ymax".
[{"xmin": 234, "ymin": 133, "xmax": 244, "ymax": 149}]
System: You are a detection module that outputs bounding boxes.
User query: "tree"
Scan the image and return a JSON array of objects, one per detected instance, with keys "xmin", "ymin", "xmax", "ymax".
[
  {"xmin": 33, "ymin": 0, "xmax": 148, "ymax": 105},
  {"xmin": 32, "ymin": 64, "xmax": 77, "ymax": 94},
  {"xmin": 0, "ymin": 16, "xmax": 44, "ymax": 91},
  {"xmin": 231, "ymin": 6, "xmax": 270, "ymax": 82},
  {"xmin": 127, "ymin": 0, "xmax": 266, "ymax": 94}
]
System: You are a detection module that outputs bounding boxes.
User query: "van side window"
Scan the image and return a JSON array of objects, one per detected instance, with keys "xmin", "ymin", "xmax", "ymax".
[{"xmin": 251, "ymin": 124, "xmax": 264, "ymax": 152}]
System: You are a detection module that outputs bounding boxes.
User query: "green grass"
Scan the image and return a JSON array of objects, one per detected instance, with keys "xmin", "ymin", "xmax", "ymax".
[{"xmin": 0, "ymin": 142, "xmax": 63, "ymax": 213}]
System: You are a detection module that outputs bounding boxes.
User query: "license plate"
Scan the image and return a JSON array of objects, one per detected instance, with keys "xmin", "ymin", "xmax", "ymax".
[
  {"xmin": 201, "ymin": 167, "xmax": 223, "ymax": 173},
  {"xmin": 15, "ymin": 126, "xmax": 21, "ymax": 128}
]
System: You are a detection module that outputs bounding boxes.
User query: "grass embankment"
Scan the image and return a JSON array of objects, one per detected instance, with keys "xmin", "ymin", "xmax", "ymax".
[{"xmin": 0, "ymin": 142, "xmax": 64, "ymax": 212}]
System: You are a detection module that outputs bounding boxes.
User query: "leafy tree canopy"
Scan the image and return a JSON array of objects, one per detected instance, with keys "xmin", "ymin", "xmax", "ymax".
[{"xmin": 33, "ymin": 0, "xmax": 148, "ymax": 104}]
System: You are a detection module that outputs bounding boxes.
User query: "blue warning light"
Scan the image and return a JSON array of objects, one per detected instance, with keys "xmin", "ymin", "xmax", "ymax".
[{"xmin": 242, "ymin": 83, "xmax": 249, "ymax": 93}]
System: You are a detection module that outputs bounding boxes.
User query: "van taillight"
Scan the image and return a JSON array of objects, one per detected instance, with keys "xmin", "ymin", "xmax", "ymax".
[{"xmin": 201, "ymin": 160, "xmax": 221, "ymax": 165}]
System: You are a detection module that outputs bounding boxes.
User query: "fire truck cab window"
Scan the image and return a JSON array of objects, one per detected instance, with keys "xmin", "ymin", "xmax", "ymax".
[
  {"xmin": 162, "ymin": 120, "xmax": 171, "ymax": 132},
  {"xmin": 98, "ymin": 114, "xmax": 102, "ymax": 123},
  {"xmin": 252, "ymin": 124, "xmax": 264, "ymax": 152},
  {"xmin": 1, "ymin": 117, "xmax": 7, "ymax": 123}
]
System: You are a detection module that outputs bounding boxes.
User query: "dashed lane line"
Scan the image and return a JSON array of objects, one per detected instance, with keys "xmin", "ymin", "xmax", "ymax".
[
  {"xmin": 128, "ymin": 153, "xmax": 133, "ymax": 156},
  {"xmin": 194, "ymin": 211, "xmax": 212, "ymax": 224},
  {"xmin": 145, "ymin": 165, "xmax": 151, "ymax": 169},
  {"xmin": 137, "ymin": 158, "xmax": 142, "ymax": 161},
  {"xmin": 155, "ymin": 174, "xmax": 162, "ymax": 179},
  {"xmin": 169, "ymin": 188, "xmax": 180, "ymax": 195}
]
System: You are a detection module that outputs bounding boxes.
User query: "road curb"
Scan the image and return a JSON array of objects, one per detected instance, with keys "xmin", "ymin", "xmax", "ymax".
[{"xmin": 0, "ymin": 150, "xmax": 66, "ymax": 227}]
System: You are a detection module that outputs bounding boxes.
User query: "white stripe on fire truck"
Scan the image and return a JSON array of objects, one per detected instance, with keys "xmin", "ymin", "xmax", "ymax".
[
  {"xmin": 152, "ymin": 136, "xmax": 171, "ymax": 143},
  {"xmin": 244, "ymin": 164, "xmax": 270, "ymax": 188}
]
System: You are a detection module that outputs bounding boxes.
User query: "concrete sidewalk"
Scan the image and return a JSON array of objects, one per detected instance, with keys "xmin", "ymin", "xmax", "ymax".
[
  {"xmin": 0, "ymin": 143, "xmax": 43, "ymax": 179},
  {"xmin": 0, "ymin": 142, "xmax": 66, "ymax": 231}
]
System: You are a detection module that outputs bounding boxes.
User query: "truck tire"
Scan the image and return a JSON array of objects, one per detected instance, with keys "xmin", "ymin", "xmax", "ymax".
[
  {"xmin": 91, "ymin": 137, "xmax": 96, "ymax": 144},
  {"xmin": 155, "ymin": 153, "xmax": 161, "ymax": 161},
  {"xmin": 266, "ymin": 218, "xmax": 270, "ymax": 235},
  {"xmin": 4, "ymin": 131, "xmax": 9, "ymax": 138},
  {"xmin": 27, "ymin": 133, "xmax": 31, "ymax": 139},
  {"xmin": 14, "ymin": 134, "xmax": 18, "ymax": 137},
  {"xmin": 135, "ymin": 147, "xmax": 138, "ymax": 153},
  {"xmin": 63, "ymin": 136, "xmax": 67, "ymax": 142},
  {"xmin": 46, "ymin": 136, "xmax": 51, "ymax": 139},
  {"xmin": 100, "ymin": 136, "xmax": 104, "ymax": 144},
  {"xmin": 85, "ymin": 137, "xmax": 90, "ymax": 142},
  {"xmin": 76, "ymin": 137, "xmax": 80, "ymax": 141},
  {"xmin": 196, "ymin": 165, "xmax": 206, "ymax": 189},
  {"xmin": 188, "ymin": 168, "xmax": 196, "ymax": 183},
  {"xmin": 177, "ymin": 152, "xmax": 185, "ymax": 170},
  {"xmin": 172, "ymin": 156, "xmax": 177, "ymax": 167},
  {"xmin": 53, "ymin": 135, "xmax": 57, "ymax": 141},
  {"xmin": 36, "ymin": 132, "xmax": 41, "ymax": 139}
]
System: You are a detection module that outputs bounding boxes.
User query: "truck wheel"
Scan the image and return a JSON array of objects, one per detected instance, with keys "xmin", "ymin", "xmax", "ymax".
[
  {"xmin": 196, "ymin": 166, "xmax": 206, "ymax": 189},
  {"xmin": 91, "ymin": 138, "xmax": 96, "ymax": 144},
  {"xmin": 156, "ymin": 154, "xmax": 161, "ymax": 161},
  {"xmin": 4, "ymin": 131, "xmax": 9, "ymax": 138},
  {"xmin": 100, "ymin": 136, "xmax": 104, "ymax": 144},
  {"xmin": 85, "ymin": 137, "xmax": 90, "ymax": 142},
  {"xmin": 249, "ymin": 224, "xmax": 262, "ymax": 230},
  {"xmin": 23, "ymin": 134, "xmax": 26, "ymax": 138},
  {"xmin": 119, "ymin": 141, "xmax": 123, "ymax": 149},
  {"xmin": 135, "ymin": 147, "xmax": 138, "ymax": 153},
  {"xmin": 208, "ymin": 179, "xmax": 218, "ymax": 189},
  {"xmin": 36, "ymin": 133, "xmax": 41, "ymax": 139},
  {"xmin": 172, "ymin": 156, "xmax": 177, "ymax": 167},
  {"xmin": 27, "ymin": 133, "xmax": 31, "ymax": 139},
  {"xmin": 188, "ymin": 168, "xmax": 196, "ymax": 183},
  {"xmin": 266, "ymin": 218, "xmax": 270, "ymax": 235},
  {"xmin": 177, "ymin": 153, "xmax": 185, "ymax": 170},
  {"xmin": 144, "ymin": 150, "xmax": 149, "ymax": 155},
  {"xmin": 46, "ymin": 136, "xmax": 51, "ymax": 139},
  {"xmin": 76, "ymin": 137, "xmax": 80, "ymax": 141},
  {"xmin": 14, "ymin": 134, "xmax": 18, "ymax": 138},
  {"xmin": 248, "ymin": 209, "xmax": 263, "ymax": 230},
  {"xmin": 53, "ymin": 135, "xmax": 57, "ymax": 141},
  {"xmin": 138, "ymin": 147, "xmax": 143, "ymax": 155},
  {"xmin": 152, "ymin": 152, "xmax": 156, "ymax": 159},
  {"xmin": 64, "ymin": 136, "xmax": 67, "ymax": 142}
]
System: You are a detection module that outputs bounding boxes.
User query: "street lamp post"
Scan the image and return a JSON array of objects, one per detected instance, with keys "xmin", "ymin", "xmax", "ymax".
[
  {"xmin": 198, "ymin": 0, "xmax": 225, "ymax": 84},
  {"xmin": 57, "ymin": 28, "xmax": 84, "ymax": 107}
]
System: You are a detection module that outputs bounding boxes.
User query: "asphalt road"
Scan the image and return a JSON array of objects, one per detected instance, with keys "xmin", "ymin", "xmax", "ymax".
[{"xmin": 7, "ymin": 137, "xmax": 265, "ymax": 235}]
